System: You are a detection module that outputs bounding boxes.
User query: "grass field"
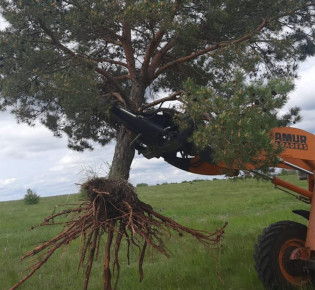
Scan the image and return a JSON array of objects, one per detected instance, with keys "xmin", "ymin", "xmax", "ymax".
[{"xmin": 0, "ymin": 175, "xmax": 310, "ymax": 290}]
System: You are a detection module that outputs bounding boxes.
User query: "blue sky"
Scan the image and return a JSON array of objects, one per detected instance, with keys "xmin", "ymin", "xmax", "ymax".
[{"xmin": 0, "ymin": 16, "xmax": 314, "ymax": 201}]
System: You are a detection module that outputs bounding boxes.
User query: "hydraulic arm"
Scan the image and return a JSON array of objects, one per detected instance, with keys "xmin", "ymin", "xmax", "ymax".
[{"xmin": 110, "ymin": 104, "xmax": 315, "ymax": 288}]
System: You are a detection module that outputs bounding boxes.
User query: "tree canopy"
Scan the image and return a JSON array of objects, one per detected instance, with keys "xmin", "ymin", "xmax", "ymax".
[{"xmin": 0, "ymin": 0, "xmax": 315, "ymax": 176}]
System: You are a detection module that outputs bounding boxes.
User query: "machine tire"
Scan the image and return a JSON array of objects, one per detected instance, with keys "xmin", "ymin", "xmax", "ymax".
[{"xmin": 254, "ymin": 221, "xmax": 312, "ymax": 289}]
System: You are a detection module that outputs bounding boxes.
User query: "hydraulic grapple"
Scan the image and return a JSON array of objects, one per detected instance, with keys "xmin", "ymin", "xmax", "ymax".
[{"xmin": 110, "ymin": 104, "xmax": 315, "ymax": 289}]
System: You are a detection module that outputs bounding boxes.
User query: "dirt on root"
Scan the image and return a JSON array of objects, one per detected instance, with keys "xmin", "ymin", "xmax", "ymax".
[
  {"xmin": 11, "ymin": 178, "xmax": 226, "ymax": 290},
  {"xmin": 83, "ymin": 178, "xmax": 141, "ymax": 220}
]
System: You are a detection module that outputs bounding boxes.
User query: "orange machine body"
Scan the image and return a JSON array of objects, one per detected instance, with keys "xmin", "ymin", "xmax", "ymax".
[
  {"xmin": 270, "ymin": 127, "xmax": 315, "ymax": 252},
  {"xmin": 185, "ymin": 126, "xmax": 315, "ymax": 254},
  {"xmin": 181, "ymin": 127, "xmax": 315, "ymax": 176},
  {"xmin": 110, "ymin": 105, "xmax": 315, "ymax": 255},
  {"xmin": 273, "ymin": 127, "xmax": 315, "ymax": 172}
]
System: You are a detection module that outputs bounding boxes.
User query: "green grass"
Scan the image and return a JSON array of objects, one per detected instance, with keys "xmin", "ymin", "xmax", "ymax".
[{"xmin": 0, "ymin": 175, "xmax": 310, "ymax": 289}]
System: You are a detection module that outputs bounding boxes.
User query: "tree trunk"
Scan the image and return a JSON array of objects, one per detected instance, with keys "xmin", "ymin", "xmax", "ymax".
[
  {"xmin": 108, "ymin": 80, "xmax": 146, "ymax": 180},
  {"xmin": 108, "ymin": 126, "xmax": 135, "ymax": 180}
]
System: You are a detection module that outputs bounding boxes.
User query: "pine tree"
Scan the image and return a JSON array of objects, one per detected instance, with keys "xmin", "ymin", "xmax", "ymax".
[{"xmin": 0, "ymin": 0, "xmax": 315, "ymax": 179}]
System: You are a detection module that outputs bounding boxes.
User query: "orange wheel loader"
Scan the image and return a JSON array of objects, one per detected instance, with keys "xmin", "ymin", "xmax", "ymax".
[{"xmin": 110, "ymin": 104, "xmax": 315, "ymax": 289}]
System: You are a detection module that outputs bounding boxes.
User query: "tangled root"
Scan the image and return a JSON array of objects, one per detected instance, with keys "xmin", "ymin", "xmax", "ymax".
[{"xmin": 11, "ymin": 178, "xmax": 226, "ymax": 290}]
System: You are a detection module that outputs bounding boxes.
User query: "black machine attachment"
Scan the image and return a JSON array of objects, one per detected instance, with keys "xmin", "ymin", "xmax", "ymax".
[
  {"xmin": 110, "ymin": 105, "xmax": 192, "ymax": 158},
  {"xmin": 109, "ymin": 105, "xmax": 217, "ymax": 174}
]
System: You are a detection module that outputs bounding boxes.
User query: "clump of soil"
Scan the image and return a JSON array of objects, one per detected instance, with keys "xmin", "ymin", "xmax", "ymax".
[{"xmin": 11, "ymin": 178, "xmax": 226, "ymax": 290}]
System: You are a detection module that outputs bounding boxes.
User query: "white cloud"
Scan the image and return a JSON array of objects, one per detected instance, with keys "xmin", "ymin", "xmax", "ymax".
[
  {"xmin": 0, "ymin": 177, "xmax": 17, "ymax": 187},
  {"xmin": 288, "ymin": 68, "xmax": 315, "ymax": 111},
  {"xmin": 0, "ymin": 15, "xmax": 8, "ymax": 30},
  {"xmin": 131, "ymin": 157, "xmax": 164, "ymax": 171},
  {"xmin": 0, "ymin": 112, "xmax": 116, "ymax": 201},
  {"xmin": 50, "ymin": 153, "xmax": 83, "ymax": 172},
  {"xmin": 284, "ymin": 57, "xmax": 315, "ymax": 133},
  {"xmin": 129, "ymin": 157, "xmax": 223, "ymax": 186},
  {"xmin": 0, "ymin": 113, "xmax": 67, "ymax": 159}
]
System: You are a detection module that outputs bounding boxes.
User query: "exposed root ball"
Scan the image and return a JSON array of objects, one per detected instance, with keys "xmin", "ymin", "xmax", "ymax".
[
  {"xmin": 11, "ymin": 178, "xmax": 226, "ymax": 290},
  {"xmin": 84, "ymin": 178, "xmax": 137, "ymax": 203},
  {"xmin": 82, "ymin": 178, "xmax": 140, "ymax": 220}
]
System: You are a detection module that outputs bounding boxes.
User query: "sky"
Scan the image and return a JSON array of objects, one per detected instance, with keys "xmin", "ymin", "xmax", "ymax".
[{"xmin": 0, "ymin": 16, "xmax": 314, "ymax": 202}]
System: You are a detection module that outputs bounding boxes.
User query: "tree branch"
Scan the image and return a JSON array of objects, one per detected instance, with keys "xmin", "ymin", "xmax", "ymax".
[
  {"xmin": 122, "ymin": 21, "xmax": 137, "ymax": 79},
  {"xmin": 148, "ymin": 39, "xmax": 176, "ymax": 79},
  {"xmin": 140, "ymin": 90, "xmax": 185, "ymax": 111},
  {"xmin": 94, "ymin": 67, "xmax": 124, "ymax": 94},
  {"xmin": 113, "ymin": 75, "xmax": 131, "ymax": 81},
  {"xmin": 152, "ymin": 2, "xmax": 315, "ymax": 80},
  {"xmin": 83, "ymin": 56, "xmax": 128, "ymax": 68},
  {"xmin": 143, "ymin": 0, "xmax": 181, "ymax": 81},
  {"xmin": 152, "ymin": 18, "xmax": 267, "ymax": 80},
  {"xmin": 141, "ymin": 29, "xmax": 165, "ymax": 80},
  {"xmin": 104, "ymin": 92, "xmax": 127, "ymax": 106},
  {"xmin": 38, "ymin": 19, "xmax": 77, "ymax": 58},
  {"xmin": 37, "ymin": 19, "xmax": 124, "ymax": 94}
]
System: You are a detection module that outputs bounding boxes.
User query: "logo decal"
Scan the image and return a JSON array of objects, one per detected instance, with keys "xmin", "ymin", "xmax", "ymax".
[{"xmin": 274, "ymin": 133, "xmax": 308, "ymax": 150}]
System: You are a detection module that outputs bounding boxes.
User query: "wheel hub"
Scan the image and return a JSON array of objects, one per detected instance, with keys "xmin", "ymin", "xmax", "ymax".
[{"xmin": 279, "ymin": 239, "xmax": 310, "ymax": 286}]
